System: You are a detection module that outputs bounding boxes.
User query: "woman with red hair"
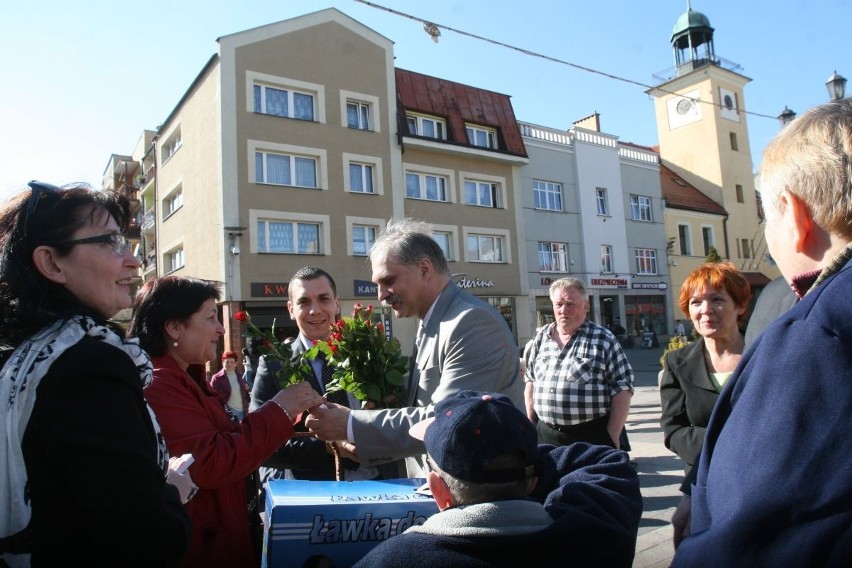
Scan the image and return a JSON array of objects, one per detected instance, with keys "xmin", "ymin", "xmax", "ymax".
[{"xmin": 210, "ymin": 350, "xmax": 251, "ymax": 421}]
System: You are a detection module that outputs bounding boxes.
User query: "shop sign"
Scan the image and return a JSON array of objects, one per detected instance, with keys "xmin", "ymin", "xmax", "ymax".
[
  {"xmin": 250, "ymin": 282, "xmax": 289, "ymax": 297},
  {"xmin": 632, "ymin": 282, "xmax": 668, "ymax": 290},
  {"xmin": 589, "ymin": 277, "xmax": 629, "ymax": 289},
  {"xmin": 452, "ymin": 273, "xmax": 495, "ymax": 289},
  {"xmin": 354, "ymin": 279, "xmax": 378, "ymax": 297}
]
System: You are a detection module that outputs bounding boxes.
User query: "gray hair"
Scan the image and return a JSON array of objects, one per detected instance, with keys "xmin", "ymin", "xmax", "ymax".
[
  {"xmin": 760, "ymin": 99, "xmax": 852, "ymax": 239},
  {"xmin": 548, "ymin": 277, "xmax": 589, "ymax": 301},
  {"xmin": 368, "ymin": 218, "xmax": 449, "ymax": 274}
]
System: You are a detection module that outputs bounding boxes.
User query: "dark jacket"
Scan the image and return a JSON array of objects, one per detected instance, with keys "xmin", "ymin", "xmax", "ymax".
[
  {"xmin": 22, "ymin": 336, "xmax": 190, "ymax": 567},
  {"xmin": 353, "ymin": 442, "xmax": 642, "ymax": 568}
]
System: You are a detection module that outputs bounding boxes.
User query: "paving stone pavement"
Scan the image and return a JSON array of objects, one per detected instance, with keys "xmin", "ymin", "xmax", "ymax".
[{"xmin": 622, "ymin": 344, "xmax": 683, "ymax": 568}]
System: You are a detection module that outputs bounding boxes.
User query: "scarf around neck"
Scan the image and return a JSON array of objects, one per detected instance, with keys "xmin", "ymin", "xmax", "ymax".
[{"xmin": 0, "ymin": 316, "xmax": 166, "ymax": 567}]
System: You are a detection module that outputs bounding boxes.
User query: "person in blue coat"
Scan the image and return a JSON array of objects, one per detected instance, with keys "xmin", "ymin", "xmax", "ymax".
[
  {"xmin": 353, "ymin": 390, "xmax": 642, "ymax": 568},
  {"xmin": 672, "ymin": 99, "xmax": 852, "ymax": 566}
]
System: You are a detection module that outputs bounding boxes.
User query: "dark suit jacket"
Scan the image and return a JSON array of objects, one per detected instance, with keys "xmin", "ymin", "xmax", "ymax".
[
  {"xmin": 249, "ymin": 337, "xmax": 337, "ymax": 480},
  {"xmin": 659, "ymin": 338, "xmax": 719, "ymax": 473},
  {"xmin": 744, "ymin": 275, "xmax": 797, "ymax": 347}
]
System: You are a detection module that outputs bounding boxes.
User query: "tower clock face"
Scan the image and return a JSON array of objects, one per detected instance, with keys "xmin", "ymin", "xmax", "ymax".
[
  {"xmin": 667, "ymin": 90, "xmax": 702, "ymax": 129},
  {"xmin": 719, "ymin": 87, "xmax": 740, "ymax": 122}
]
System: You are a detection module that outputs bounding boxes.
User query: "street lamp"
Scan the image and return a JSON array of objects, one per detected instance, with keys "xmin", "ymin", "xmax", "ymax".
[
  {"xmin": 826, "ymin": 70, "xmax": 847, "ymax": 102},
  {"xmin": 777, "ymin": 105, "xmax": 796, "ymax": 127}
]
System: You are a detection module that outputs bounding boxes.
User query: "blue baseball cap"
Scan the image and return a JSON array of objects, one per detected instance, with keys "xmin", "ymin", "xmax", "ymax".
[{"xmin": 409, "ymin": 390, "xmax": 541, "ymax": 484}]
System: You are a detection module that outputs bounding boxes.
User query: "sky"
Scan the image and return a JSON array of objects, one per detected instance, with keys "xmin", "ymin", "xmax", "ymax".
[{"xmin": 1, "ymin": 0, "xmax": 848, "ymax": 201}]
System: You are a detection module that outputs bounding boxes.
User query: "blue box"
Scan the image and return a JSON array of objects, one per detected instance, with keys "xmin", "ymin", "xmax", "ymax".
[{"xmin": 261, "ymin": 478, "xmax": 438, "ymax": 568}]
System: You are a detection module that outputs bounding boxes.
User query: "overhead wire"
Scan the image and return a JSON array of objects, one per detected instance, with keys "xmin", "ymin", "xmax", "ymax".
[{"xmin": 353, "ymin": 0, "xmax": 780, "ymax": 121}]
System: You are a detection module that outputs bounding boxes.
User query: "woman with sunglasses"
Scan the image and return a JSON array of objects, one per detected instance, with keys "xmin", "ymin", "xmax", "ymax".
[{"xmin": 0, "ymin": 181, "xmax": 192, "ymax": 567}]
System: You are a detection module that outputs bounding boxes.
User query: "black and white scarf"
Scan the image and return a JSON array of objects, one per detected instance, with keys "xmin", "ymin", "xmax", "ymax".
[{"xmin": 0, "ymin": 316, "xmax": 167, "ymax": 567}]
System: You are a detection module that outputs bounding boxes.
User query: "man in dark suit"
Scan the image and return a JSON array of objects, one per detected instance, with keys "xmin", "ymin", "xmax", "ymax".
[
  {"xmin": 743, "ymin": 275, "xmax": 797, "ymax": 347},
  {"xmin": 250, "ymin": 266, "xmax": 374, "ymax": 481},
  {"xmin": 306, "ymin": 219, "xmax": 522, "ymax": 479}
]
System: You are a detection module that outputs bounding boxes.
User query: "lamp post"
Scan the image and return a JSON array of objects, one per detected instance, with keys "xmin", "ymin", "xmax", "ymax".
[
  {"xmin": 826, "ymin": 70, "xmax": 847, "ymax": 102},
  {"xmin": 777, "ymin": 105, "xmax": 796, "ymax": 127}
]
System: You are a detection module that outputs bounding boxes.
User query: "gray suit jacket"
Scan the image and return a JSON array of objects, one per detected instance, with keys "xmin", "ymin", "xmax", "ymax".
[{"xmin": 351, "ymin": 281, "xmax": 522, "ymax": 478}]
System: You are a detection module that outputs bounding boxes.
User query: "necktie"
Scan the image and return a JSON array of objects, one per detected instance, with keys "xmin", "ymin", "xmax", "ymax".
[
  {"xmin": 408, "ymin": 323, "xmax": 424, "ymax": 391},
  {"xmin": 320, "ymin": 356, "xmax": 349, "ymax": 407}
]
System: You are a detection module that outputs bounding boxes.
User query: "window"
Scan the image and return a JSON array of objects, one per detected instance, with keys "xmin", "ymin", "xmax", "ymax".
[
  {"xmin": 352, "ymin": 225, "xmax": 377, "ymax": 256},
  {"xmin": 538, "ymin": 242, "xmax": 569, "ymax": 272},
  {"xmin": 635, "ymin": 249, "xmax": 658, "ymax": 275},
  {"xmin": 257, "ymin": 220, "xmax": 320, "ymax": 254},
  {"xmin": 736, "ymin": 184, "xmax": 744, "ymax": 203},
  {"xmin": 467, "ymin": 234, "xmax": 505, "ymax": 263},
  {"xmin": 165, "ymin": 247, "xmax": 184, "ymax": 273},
  {"xmin": 630, "ymin": 195, "xmax": 652, "ymax": 222},
  {"xmin": 346, "ymin": 101, "xmax": 371, "ymax": 130},
  {"xmin": 163, "ymin": 129, "xmax": 182, "ymax": 162},
  {"xmin": 256, "ymin": 151, "xmax": 317, "ymax": 188},
  {"xmin": 406, "ymin": 172, "xmax": 448, "ymax": 202},
  {"xmin": 348, "ymin": 163, "xmax": 374, "ymax": 194},
  {"xmin": 533, "ymin": 180, "xmax": 562, "ymax": 211},
  {"xmin": 406, "ymin": 113, "xmax": 446, "ymax": 139},
  {"xmin": 595, "ymin": 187, "xmax": 609, "ymax": 216},
  {"xmin": 678, "ymin": 224, "xmax": 692, "ymax": 255},
  {"xmin": 432, "ymin": 231, "xmax": 453, "ymax": 261},
  {"xmin": 464, "ymin": 180, "xmax": 499, "ymax": 208},
  {"xmin": 600, "ymin": 245, "xmax": 613, "ymax": 273},
  {"xmin": 702, "ymin": 227, "xmax": 714, "ymax": 256},
  {"xmin": 730, "ymin": 132, "xmax": 739, "ymax": 151},
  {"xmin": 163, "ymin": 187, "xmax": 183, "ymax": 218},
  {"xmin": 465, "ymin": 124, "xmax": 497, "ymax": 148},
  {"xmin": 253, "ymin": 84, "xmax": 314, "ymax": 121},
  {"xmin": 741, "ymin": 238, "xmax": 752, "ymax": 259}
]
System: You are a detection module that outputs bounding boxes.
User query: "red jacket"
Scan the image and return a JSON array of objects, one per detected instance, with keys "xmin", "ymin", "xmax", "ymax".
[
  {"xmin": 209, "ymin": 366, "xmax": 250, "ymax": 414},
  {"xmin": 145, "ymin": 354, "xmax": 295, "ymax": 568}
]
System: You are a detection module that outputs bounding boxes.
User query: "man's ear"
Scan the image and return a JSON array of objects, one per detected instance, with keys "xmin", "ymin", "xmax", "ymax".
[
  {"xmin": 418, "ymin": 257, "xmax": 433, "ymax": 279},
  {"xmin": 427, "ymin": 470, "xmax": 454, "ymax": 510},
  {"xmin": 784, "ymin": 191, "xmax": 814, "ymax": 253},
  {"xmin": 31, "ymin": 246, "xmax": 67, "ymax": 284}
]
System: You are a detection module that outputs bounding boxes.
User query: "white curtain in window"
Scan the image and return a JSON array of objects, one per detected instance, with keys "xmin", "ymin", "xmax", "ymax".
[
  {"xmin": 298, "ymin": 224, "xmax": 319, "ymax": 253},
  {"xmin": 350, "ymin": 164, "xmax": 363, "ymax": 191},
  {"xmin": 269, "ymin": 222, "xmax": 293, "ymax": 253},
  {"xmin": 294, "ymin": 157, "xmax": 316, "ymax": 187},
  {"xmin": 293, "ymin": 93, "xmax": 313, "ymax": 120},
  {"xmin": 266, "ymin": 87, "xmax": 288, "ymax": 117},
  {"xmin": 406, "ymin": 174, "xmax": 420, "ymax": 198},
  {"xmin": 266, "ymin": 154, "xmax": 290, "ymax": 185}
]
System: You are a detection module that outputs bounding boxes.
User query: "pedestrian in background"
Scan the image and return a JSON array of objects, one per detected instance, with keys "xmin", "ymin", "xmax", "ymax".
[
  {"xmin": 0, "ymin": 181, "xmax": 191, "ymax": 567},
  {"xmin": 524, "ymin": 277, "xmax": 634, "ymax": 448},
  {"xmin": 209, "ymin": 350, "xmax": 251, "ymax": 421}
]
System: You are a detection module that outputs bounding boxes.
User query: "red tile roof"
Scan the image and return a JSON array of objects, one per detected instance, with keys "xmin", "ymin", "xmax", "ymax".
[
  {"xmin": 659, "ymin": 162, "xmax": 727, "ymax": 216},
  {"xmin": 395, "ymin": 68, "xmax": 527, "ymax": 157}
]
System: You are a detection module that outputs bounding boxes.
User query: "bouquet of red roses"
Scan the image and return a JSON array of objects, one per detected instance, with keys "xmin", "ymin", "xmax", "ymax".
[
  {"xmin": 234, "ymin": 311, "xmax": 303, "ymax": 389},
  {"xmin": 304, "ymin": 303, "xmax": 408, "ymax": 408}
]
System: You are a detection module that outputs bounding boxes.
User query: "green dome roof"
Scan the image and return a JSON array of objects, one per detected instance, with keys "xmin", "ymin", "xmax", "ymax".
[{"xmin": 671, "ymin": 8, "xmax": 713, "ymax": 38}]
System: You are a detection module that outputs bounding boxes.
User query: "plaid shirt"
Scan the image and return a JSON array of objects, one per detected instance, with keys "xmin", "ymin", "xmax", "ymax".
[{"xmin": 526, "ymin": 320, "xmax": 634, "ymax": 426}]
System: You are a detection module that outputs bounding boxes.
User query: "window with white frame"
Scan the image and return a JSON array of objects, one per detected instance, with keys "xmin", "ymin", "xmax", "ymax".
[
  {"xmin": 678, "ymin": 224, "xmax": 692, "ymax": 255},
  {"xmin": 538, "ymin": 242, "xmax": 569, "ymax": 272},
  {"xmin": 464, "ymin": 180, "xmax": 500, "ymax": 208},
  {"xmin": 465, "ymin": 124, "xmax": 497, "ymax": 149},
  {"xmin": 467, "ymin": 234, "xmax": 505, "ymax": 263},
  {"xmin": 533, "ymin": 180, "xmax": 562, "ymax": 211},
  {"xmin": 432, "ymin": 231, "xmax": 453, "ymax": 261},
  {"xmin": 256, "ymin": 151, "xmax": 317, "ymax": 188},
  {"xmin": 253, "ymin": 84, "xmax": 315, "ymax": 121},
  {"xmin": 163, "ymin": 186, "xmax": 183, "ymax": 218},
  {"xmin": 601, "ymin": 245, "xmax": 613, "ymax": 273},
  {"xmin": 635, "ymin": 249, "xmax": 658, "ymax": 275},
  {"xmin": 348, "ymin": 162, "xmax": 374, "ymax": 194},
  {"xmin": 595, "ymin": 187, "xmax": 609, "ymax": 216},
  {"xmin": 257, "ymin": 220, "xmax": 320, "ymax": 254},
  {"xmin": 346, "ymin": 100, "xmax": 371, "ymax": 130},
  {"xmin": 630, "ymin": 195, "xmax": 652, "ymax": 222},
  {"xmin": 702, "ymin": 226, "xmax": 714, "ymax": 256},
  {"xmin": 352, "ymin": 225, "xmax": 377, "ymax": 256},
  {"xmin": 165, "ymin": 247, "xmax": 184, "ymax": 273},
  {"xmin": 406, "ymin": 113, "xmax": 446, "ymax": 139},
  {"xmin": 406, "ymin": 171, "xmax": 448, "ymax": 202},
  {"xmin": 163, "ymin": 129, "xmax": 182, "ymax": 162}
]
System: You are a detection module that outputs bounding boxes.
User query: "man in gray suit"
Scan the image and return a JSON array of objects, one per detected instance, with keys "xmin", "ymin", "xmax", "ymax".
[{"xmin": 306, "ymin": 219, "xmax": 522, "ymax": 478}]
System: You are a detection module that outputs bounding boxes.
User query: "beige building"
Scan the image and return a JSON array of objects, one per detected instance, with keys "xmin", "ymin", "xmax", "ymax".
[
  {"xmin": 106, "ymin": 8, "xmax": 529, "ymax": 355},
  {"xmin": 648, "ymin": 6, "xmax": 780, "ymax": 306}
]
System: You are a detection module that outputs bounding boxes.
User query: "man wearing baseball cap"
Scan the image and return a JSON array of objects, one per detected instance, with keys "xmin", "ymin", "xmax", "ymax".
[{"xmin": 354, "ymin": 391, "xmax": 642, "ymax": 567}]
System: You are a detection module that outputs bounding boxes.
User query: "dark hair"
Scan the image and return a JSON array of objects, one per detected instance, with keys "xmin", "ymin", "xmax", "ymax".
[
  {"xmin": 129, "ymin": 276, "xmax": 221, "ymax": 356},
  {"xmin": 0, "ymin": 183, "xmax": 131, "ymax": 360},
  {"xmin": 290, "ymin": 266, "xmax": 337, "ymax": 296}
]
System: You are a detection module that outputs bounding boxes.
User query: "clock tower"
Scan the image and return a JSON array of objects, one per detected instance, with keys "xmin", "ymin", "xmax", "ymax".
[{"xmin": 648, "ymin": 4, "xmax": 778, "ymax": 282}]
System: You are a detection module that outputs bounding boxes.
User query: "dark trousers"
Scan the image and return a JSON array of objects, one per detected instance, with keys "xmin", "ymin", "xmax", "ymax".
[{"xmin": 536, "ymin": 414, "xmax": 615, "ymax": 448}]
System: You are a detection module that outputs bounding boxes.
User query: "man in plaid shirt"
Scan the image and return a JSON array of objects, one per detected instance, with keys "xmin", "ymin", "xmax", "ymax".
[{"xmin": 524, "ymin": 277, "xmax": 634, "ymax": 448}]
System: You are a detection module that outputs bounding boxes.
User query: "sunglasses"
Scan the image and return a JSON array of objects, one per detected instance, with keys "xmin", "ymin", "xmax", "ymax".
[
  {"xmin": 23, "ymin": 180, "xmax": 62, "ymax": 240},
  {"xmin": 58, "ymin": 233, "xmax": 131, "ymax": 256}
]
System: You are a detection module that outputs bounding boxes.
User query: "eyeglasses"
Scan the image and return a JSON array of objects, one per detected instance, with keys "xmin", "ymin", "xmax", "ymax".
[
  {"xmin": 23, "ymin": 180, "xmax": 62, "ymax": 240},
  {"xmin": 57, "ymin": 233, "xmax": 131, "ymax": 256}
]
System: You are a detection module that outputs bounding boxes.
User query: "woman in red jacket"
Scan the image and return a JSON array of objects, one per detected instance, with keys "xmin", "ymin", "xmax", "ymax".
[
  {"xmin": 129, "ymin": 275, "xmax": 323, "ymax": 568},
  {"xmin": 209, "ymin": 350, "xmax": 250, "ymax": 421}
]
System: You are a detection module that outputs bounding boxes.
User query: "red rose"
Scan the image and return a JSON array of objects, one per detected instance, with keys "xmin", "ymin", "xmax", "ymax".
[
  {"xmin": 235, "ymin": 311, "xmax": 249, "ymax": 323},
  {"xmin": 262, "ymin": 339, "xmax": 272, "ymax": 349}
]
